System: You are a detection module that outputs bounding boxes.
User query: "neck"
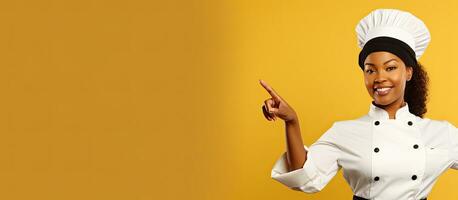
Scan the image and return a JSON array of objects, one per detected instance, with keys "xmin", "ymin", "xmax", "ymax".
[{"xmin": 373, "ymin": 99, "xmax": 406, "ymax": 119}]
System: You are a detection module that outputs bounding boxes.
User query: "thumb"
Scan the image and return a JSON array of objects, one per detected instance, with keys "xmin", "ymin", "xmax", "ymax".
[{"xmin": 269, "ymin": 107, "xmax": 279, "ymax": 115}]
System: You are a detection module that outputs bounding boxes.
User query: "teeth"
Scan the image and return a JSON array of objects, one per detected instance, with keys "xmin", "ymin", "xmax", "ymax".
[{"xmin": 376, "ymin": 87, "xmax": 391, "ymax": 91}]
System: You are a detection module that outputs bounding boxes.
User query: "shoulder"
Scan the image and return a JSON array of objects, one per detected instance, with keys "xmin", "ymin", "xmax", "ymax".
[
  {"xmin": 416, "ymin": 117, "xmax": 453, "ymax": 130},
  {"xmin": 330, "ymin": 117, "xmax": 371, "ymax": 130},
  {"xmin": 428, "ymin": 118, "xmax": 458, "ymax": 134},
  {"xmin": 418, "ymin": 118, "xmax": 458, "ymax": 149},
  {"xmin": 437, "ymin": 119, "xmax": 458, "ymax": 128},
  {"xmin": 325, "ymin": 119, "xmax": 371, "ymax": 139}
]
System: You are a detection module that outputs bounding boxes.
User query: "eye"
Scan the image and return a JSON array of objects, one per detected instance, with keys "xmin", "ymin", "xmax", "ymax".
[
  {"xmin": 387, "ymin": 66, "xmax": 397, "ymax": 71},
  {"xmin": 365, "ymin": 69, "xmax": 374, "ymax": 74}
]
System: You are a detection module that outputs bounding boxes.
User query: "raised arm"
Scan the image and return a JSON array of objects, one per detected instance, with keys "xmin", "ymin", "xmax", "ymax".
[
  {"xmin": 259, "ymin": 79, "xmax": 306, "ymax": 170},
  {"xmin": 260, "ymin": 79, "xmax": 341, "ymax": 193}
]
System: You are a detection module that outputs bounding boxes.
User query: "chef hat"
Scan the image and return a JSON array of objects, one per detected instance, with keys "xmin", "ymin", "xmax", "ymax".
[{"xmin": 355, "ymin": 9, "xmax": 431, "ymax": 70}]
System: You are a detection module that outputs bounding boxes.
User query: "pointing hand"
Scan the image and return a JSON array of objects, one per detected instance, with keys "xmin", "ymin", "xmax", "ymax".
[{"xmin": 259, "ymin": 79, "xmax": 298, "ymax": 122}]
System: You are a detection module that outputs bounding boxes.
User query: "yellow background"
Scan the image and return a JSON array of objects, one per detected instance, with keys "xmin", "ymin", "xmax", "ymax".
[{"xmin": 0, "ymin": 0, "xmax": 457, "ymax": 199}]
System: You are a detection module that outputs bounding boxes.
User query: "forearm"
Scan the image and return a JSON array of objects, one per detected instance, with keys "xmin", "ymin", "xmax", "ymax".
[{"xmin": 285, "ymin": 117, "xmax": 306, "ymax": 171}]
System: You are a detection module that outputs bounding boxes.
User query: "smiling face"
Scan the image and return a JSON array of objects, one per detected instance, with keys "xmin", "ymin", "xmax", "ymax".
[{"xmin": 363, "ymin": 51, "xmax": 413, "ymax": 106}]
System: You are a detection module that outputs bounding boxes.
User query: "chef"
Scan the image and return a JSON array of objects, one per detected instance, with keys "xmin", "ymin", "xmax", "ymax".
[{"xmin": 262, "ymin": 9, "xmax": 458, "ymax": 200}]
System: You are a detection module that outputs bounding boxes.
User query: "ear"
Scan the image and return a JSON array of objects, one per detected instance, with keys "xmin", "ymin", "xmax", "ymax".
[{"xmin": 406, "ymin": 66, "xmax": 413, "ymax": 81}]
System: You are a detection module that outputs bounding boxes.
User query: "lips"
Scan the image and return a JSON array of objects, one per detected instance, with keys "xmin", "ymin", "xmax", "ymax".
[{"xmin": 374, "ymin": 86, "xmax": 393, "ymax": 96}]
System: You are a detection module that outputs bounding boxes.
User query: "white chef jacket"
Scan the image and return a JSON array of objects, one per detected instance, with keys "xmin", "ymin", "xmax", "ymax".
[{"xmin": 271, "ymin": 101, "xmax": 458, "ymax": 200}]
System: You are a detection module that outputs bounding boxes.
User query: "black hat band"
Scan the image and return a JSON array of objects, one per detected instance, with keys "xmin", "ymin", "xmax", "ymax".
[{"xmin": 358, "ymin": 36, "xmax": 417, "ymax": 70}]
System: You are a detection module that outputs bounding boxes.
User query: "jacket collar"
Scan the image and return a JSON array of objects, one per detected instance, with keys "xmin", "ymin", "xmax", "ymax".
[{"xmin": 368, "ymin": 101, "xmax": 416, "ymax": 120}]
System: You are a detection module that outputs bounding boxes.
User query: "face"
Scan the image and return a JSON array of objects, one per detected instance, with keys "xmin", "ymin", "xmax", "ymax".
[{"xmin": 363, "ymin": 51, "xmax": 413, "ymax": 106}]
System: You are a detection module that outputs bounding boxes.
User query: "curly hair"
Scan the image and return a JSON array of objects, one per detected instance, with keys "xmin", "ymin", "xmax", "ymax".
[{"xmin": 404, "ymin": 62, "xmax": 429, "ymax": 118}]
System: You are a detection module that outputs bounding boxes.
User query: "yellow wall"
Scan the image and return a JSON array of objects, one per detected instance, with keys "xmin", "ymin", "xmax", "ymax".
[{"xmin": 0, "ymin": 0, "xmax": 457, "ymax": 199}]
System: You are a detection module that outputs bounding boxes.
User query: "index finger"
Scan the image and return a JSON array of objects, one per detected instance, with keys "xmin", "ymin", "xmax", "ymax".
[{"xmin": 259, "ymin": 79, "xmax": 282, "ymax": 101}]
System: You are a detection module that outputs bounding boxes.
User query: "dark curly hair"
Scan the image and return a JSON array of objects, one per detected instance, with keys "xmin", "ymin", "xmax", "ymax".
[{"xmin": 405, "ymin": 62, "xmax": 429, "ymax": 118}]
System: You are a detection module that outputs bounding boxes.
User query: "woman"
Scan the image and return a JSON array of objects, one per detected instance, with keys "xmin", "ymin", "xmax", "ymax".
[{"xmin": 260, "ymin": 9, "xmax": 458, "ymax": 200}]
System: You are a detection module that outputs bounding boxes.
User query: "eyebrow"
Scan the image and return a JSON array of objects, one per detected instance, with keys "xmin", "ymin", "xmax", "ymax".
[{"xmin": 364, "ymin": 58, "xmax": 397, "ymax": 66}]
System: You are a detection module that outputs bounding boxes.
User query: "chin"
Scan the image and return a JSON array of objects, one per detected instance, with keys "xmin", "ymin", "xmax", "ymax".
[{"xmin": 373, "ymin": 97, "xmax": 395, "ymax": 106}]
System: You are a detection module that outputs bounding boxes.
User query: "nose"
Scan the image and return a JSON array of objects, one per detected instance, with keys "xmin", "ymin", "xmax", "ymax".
[{"xmin": 374, "ymin": 71, "xmax": 388, "ymax": 83}]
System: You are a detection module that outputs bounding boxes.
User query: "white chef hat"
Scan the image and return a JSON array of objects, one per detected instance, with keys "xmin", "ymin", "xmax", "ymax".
[{"xmin": 355, "ymin": 9, "xmax": 431, "ymax": 70}]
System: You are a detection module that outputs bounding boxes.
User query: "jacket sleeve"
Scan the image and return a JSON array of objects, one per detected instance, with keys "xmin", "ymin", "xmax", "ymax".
[
  {"xmin": 448, "ymin": 122, "xmax": 458, "ymax": 170},
  {"xmin": 270, "ymin": 123, "xmax": 342, "ymax": 193}
]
